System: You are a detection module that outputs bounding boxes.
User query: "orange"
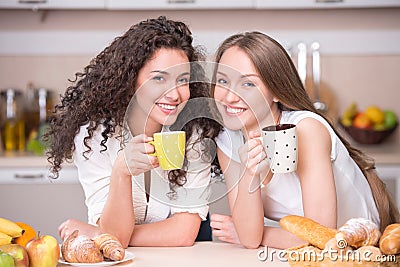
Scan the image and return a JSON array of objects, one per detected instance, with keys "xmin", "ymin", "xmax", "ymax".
[
  {"xmin": 13, "ymin": 222, "xmax": 37, "ymax": 247},
  {"xmin": 353, "ymin": 113, "xmax": 373, "ymax": 129}
]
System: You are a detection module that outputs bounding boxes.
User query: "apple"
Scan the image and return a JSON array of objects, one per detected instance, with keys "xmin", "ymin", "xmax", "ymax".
[
  {"xmin": 384, "ymin": 110, "xmax": 398, "ymax": 129},
  {"xmin": 0, "ymin": 251, "xmax": 15, "ymax": 267},
  {"xmin": 0, "ymin": 244, "xmax": 28, "ymax": 267},
  {"xmin": 26, "ymin": 234, "xmax": 60, "ymax": 267}
]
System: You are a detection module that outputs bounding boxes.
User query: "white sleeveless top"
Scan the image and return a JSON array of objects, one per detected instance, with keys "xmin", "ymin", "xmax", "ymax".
[
  {"xmin": 216, "ymin": 110, "xmax": 380, "ymax": 227},
  {"xmin": 74, "ymin": 125, "xmax": 211, "ymax": 225}
]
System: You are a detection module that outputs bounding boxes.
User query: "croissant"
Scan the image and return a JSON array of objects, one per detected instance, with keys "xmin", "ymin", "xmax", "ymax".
[
  {"xmin": 379, "ymin": 223, "xmax": 400, "ymax": 255},
  {"xmin": 335, "ymin": 218, "xmax": 381, "ymax": 248},
  {"xmin": 93, "ymin": 233, "xmax": 125, "ymax": 261},
  {"xmin": 61, "ymin": 230, "xmax": 103, "ymax": 263}
]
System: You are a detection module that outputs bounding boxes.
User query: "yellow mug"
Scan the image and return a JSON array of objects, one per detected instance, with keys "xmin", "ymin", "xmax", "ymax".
[{"xmin": 149, "ymin": 131, "xmax": 186, "ymax": 170}]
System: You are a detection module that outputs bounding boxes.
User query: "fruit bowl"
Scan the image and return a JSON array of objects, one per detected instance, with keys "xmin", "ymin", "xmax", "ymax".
[{"xmin": 339, "ymin": 121, "xmax": 398, "ymax": 145}]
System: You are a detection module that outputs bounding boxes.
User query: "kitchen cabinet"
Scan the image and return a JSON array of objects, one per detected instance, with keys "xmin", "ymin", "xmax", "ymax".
[
  {"xmin": 376, "ymin": 164, "xmax": 400, "ymax": 211},
  {"xmin": 106, "ymin": 0, "xmax": 254, "ymax": 10},
  {"xmin": 0, "ymin": 161, "xmax": 87, "ymax": 243},
  {"xmin": 255, "ymin": 0, "xmax": 400, "ymax": 9},
  {"xmin": 0, "ymin": 0, "xmax": 398, "ymax": 10},
  {"xmin": 0, "ymin": 0, "xmax": 105, "ymax": 10},
  {"xmin": 0, "ymin": 0, "xmax": 254, "ymax": 10}
]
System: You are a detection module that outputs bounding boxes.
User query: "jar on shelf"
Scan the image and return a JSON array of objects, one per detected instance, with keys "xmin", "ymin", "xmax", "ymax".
[
  {"xmin": 24, "ymin": 88, "xmax": 54, "ymax": 155},
  {"xmin": 0, "ymin": 88, "xmax": 25, "ymax": 152},
  {"xmin": 24, "ymin": 88, "xmax": 54, "ymax": 140}
]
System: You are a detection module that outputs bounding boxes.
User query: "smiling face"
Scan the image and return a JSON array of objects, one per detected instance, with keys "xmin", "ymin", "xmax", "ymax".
[
  {"xmin": 214, "ymin": 46, "xmax": 279, "ymax": 132},
  {"xmin": 130, "ymin": 48, "xmax": 191, "ymax": 135}
]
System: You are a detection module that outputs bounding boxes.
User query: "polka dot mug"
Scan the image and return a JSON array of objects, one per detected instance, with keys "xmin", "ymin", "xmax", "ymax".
[{"xmin": 262, "ymin": 124, "xmax": 297, "ymax": 174}]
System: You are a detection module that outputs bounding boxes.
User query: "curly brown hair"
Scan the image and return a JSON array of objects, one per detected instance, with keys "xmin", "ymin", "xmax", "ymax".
[{"xmin": 46, "ymin": 16, "xmax": 222, "ymax": 187}]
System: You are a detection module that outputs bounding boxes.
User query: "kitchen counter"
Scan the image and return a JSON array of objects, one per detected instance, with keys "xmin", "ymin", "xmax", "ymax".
[
  {"xmin": 1, "ymin": 143, "xmax": 400, "ymax": 167},
  {"xmin": 57, "ymin": 241, "xmax": 289, "ymax": 267},
  {"xmin": 0, "ymin": 152, "xmax": 75, "ymax": 167},
  {"xmin": 355, "ymin": 143, "xmax": 400, "ymax": 165}
]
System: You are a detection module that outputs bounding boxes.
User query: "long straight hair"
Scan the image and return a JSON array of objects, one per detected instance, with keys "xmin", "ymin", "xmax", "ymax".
[{"xmin": 214, "ymin": 31, "xmax": 399, "ymax": 232}]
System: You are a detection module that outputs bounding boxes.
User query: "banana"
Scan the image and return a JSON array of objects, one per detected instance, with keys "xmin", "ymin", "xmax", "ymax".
[
  {"xmin": 0, "ymin": 218, "xmax": 24, "ymax": 238},
  {"xmin": 342, "ymin": 102, "xmax": 358, "ymax": 120},
  {"xmin": 340, "ymin": 102, "xmax": 359, "ymax": 127},
  {"xmin": 0, "ymin": 232, "xmax": 13, "ymax": 246}
]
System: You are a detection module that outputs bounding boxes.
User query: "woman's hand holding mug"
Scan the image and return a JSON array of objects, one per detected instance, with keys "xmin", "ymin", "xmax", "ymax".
[
  {"xmin": 118, "ymin": 134, "xmax": 160, "ymax": 177},
  {"xmin": 148, "ymin": 131, "xmax": 186, "ymax": 170}
]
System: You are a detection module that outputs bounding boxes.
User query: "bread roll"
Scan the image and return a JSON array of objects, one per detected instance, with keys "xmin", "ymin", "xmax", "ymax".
[
  {"xmin": 379, "ymin": 223, "xmax": 400, "ymax": 255},
  {"xmin": 357, "ymin": 245, "xmax": 382, "ymax": 262},
  {"xmin": 335, "ymin": 218, "xmax": 381, "ymax": 249},
  {"xmin": 279, "ymin": 215, "xmax": 337, "ymax": 250},
  {"xmin": 61, "ymin": 230, "xmax": 103, "ymax": 263},
  {"xmin": 93, "ymin": 233, "xmax": 125, "ymax": 261}
]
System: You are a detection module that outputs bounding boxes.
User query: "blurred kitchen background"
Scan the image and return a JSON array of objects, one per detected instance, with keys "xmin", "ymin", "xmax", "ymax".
[{"xmin": 0, "ymin": 0, "xmax": 399, "ymax": 241}]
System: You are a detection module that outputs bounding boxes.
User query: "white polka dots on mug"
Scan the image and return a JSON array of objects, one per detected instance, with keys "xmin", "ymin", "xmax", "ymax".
[{"xmin": 262, "ymin": 124, "xmax": 298, "ymax": 174}]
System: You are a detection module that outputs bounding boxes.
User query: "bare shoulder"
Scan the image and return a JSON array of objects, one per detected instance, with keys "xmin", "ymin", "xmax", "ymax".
[{"xmin": 296, "ymin": 117, "xmax": 331, "ymax": 149}]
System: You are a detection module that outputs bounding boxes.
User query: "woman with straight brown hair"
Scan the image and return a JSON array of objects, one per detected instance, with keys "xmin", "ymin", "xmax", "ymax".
[{"xmin": 210, "ymin": 31, "xmax": 399, "ymax": 249}]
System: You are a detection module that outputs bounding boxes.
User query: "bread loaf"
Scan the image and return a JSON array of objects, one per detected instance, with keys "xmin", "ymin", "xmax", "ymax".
[
  {"xmin": 379, "ymin": 223, "xmax": 400, "ymax": 255},
  {"xmin": 280, "ymin": 215, "xmax": 337, "ymax": 249}
]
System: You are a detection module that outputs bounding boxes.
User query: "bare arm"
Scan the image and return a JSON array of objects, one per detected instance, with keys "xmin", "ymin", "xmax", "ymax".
[
  {"xmin": 216, "ymin": 118, "xmax": 337, "ymax": 249},
  {"xmin": 97, "ymin": 153, "xmax": 135, "ymax": 248},
  {"xmin": 296, "ymin": 118, "xmax": 337, "ymax": 228},
  {"xmin": 128, "ymin": 213, "xmax": 201, "ymax": 247},
  {"xmin": 259, "ymin": 118, "xmax": 337, "ymax": 249},
  {"xmin": 98, "ymin": 134, "xmax": 159, "ymax": 248},
  {"xmin": 217, "ymin": 132, "xmax": 265, "ymax": 248}
]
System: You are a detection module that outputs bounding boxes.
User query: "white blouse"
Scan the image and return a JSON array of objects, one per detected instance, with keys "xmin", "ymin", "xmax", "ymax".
[
  {"xmin": 216, "ymin": 110, "xmax": 380, "ymax": 227},
  {"xmin": 73, "ymin": 125, "xmax": 211, "ymax": 225}
]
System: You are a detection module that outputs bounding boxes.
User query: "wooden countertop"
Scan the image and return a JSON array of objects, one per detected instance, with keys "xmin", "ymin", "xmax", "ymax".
[{"xmin": 57, "ymin": 241, "xmax": 289, "ymax": 267}]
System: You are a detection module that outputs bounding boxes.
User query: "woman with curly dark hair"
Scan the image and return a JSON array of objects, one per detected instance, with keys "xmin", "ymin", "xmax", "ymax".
[{"xmin": 47, "ymin": 16, "xmax": 222, "ymax": 248}]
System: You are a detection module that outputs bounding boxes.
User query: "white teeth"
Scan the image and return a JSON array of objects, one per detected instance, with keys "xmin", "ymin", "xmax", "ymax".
[
  {"xmin": 157, "ymin": 103, "xmax": 177, "ymax": 110},
  {"xmin": 226, "ymin": 106, "xmax": 245, "ymax": 114}
]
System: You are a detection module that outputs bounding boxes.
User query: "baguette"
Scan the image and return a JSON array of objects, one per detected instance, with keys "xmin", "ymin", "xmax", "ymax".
[
  {"xmin": 280, "ymin": 215, "xmax": 336, "ymax": 250},
  {"xmin": 379, "ymin": 223, "xmax": 400, "ymax": 255}
]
